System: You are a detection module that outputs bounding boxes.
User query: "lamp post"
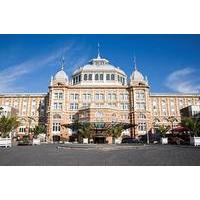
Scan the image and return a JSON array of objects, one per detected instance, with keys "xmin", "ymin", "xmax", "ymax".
[{"xmin": 146, "ymin": 129, "xmax": 150, "ymax": 144}]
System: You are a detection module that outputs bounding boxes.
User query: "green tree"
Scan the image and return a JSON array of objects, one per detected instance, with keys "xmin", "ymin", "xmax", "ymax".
[
  {"xmin": 156, "ymin": 124, "xmax": 170, "ymax": 138},
  {"xmin": 78, "ymin": 122, "xmax": 93, "ymax": 143},
  {"xmin": 33, "ymin": 125, "xmax": 46, "ymax": 138},
  {"xmin": 167, "ymin": 116, "xmax": 178, "ymax": 130},
  {"xmin": 107, "ymin": 123, "xmax": 124, "ymax": 143},
  {"xmin": 0, "ymin": 116, "xmax": 20, "ymax": 138},
  {"xmin": 181, "ymin": 117, "xmax": 200, "ymax": 137}
]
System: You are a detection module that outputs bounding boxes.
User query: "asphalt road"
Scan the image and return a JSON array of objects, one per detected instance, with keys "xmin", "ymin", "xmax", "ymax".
[{"xmin": 0, "ymin": 144, "xmax": 200, "ymax": 166}]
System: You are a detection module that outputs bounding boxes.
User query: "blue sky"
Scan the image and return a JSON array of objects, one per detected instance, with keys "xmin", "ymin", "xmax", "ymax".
[{"xmin": 0, "ymin": 34, "xmax": 200, "ymax": 93}]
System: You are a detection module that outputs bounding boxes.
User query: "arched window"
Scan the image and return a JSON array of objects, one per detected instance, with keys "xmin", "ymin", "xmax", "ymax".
[
  {"xmin": 96, "ymin": 111, "xmax": 103, "ymax": 118},
  {"xmin": 78, "ymin": 75, "xmax": 81, "ymax": 82},
  {"xmin": 84, "ymin": 74, "xmax": 87, "ymax": 81},
  {"xmin": 111, "ymin": 74, "xmax": 115, "ymax": 80},
  {"xmin": 53, "ymin": 114, "xmax": 61, "ymax": 119},
  {"xmin": 100, "ymin": 74, "xmax": 104, "ymax": 80},
  {"xmin": 95, "ymin": 74, "xmax": 99, "ymax": 80},
  {"xmin": 96, "ymin": 111, "xmax": 103, "ymax": 121},
  {"xmin": 88, "ymin": 74, "xmax": 92, "ymax": 80},
  {"xmin": 138, "ymin": 113, "xmax": 146, "ymax": 119}
]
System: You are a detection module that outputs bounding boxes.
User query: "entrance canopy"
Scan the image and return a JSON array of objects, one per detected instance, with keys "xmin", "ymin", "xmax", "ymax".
[
  {"xmin": 171, "ymin": 126, "xmax": 190, "ymax": 133},
  {"xmin": 62, "ymin": 121, "xmax": 136, "ymax": 136}
]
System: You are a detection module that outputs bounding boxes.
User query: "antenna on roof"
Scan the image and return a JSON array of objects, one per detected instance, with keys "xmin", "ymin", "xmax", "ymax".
[
  {"xmin": 133, "ymin": 54, "xmax": 137, "ymax": 71},
  {"xmin": 97, "ymin": 43, "xmax": 101, "ymax": 59},
  {"xmin": 61, "ymin": 56, "xmax": 64, "ymax": 70}
]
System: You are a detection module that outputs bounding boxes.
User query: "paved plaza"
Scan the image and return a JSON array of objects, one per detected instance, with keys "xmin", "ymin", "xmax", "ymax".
[{"xmin": 0, "ymin": 144, "xmax": 200, "ymax": 166}]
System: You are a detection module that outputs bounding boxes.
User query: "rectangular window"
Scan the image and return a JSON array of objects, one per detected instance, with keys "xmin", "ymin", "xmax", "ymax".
[
  {"xmin": 75, "ymin": 94, "xmax": 79, "ymax": 100},
  {"xmin": 112, "ymin": 94, "xmax": 117, "ymax": 100},
  {"xmin": 83, "ymin": 94, "xmax": 87, "ymax": 100},
  {"xmin": 53, "ymin": 102, "xmax": 62, "ymax": 110},
  {"xmin": 58, "ymin": 103, "xmax": 62, "ymax": 110},
  {"xmin": 106, "ymin": 74, "xmax": 110, "ymax": 80},
  {"xmin": 58, "ymin": 93, "xmax": 63, "ymax": 99},
  {"xmin": 108, "ymin": 93, "xmax": 112, "ymax": 100},
  {"xmin": 95, "ymin": 94, "xmax": 99, "ymax": 100},
  {"xmin": 100, "ymin": 74, "xmax": 104, "ymax": 80},
  {"xmin": 53, "ymin": 123, "xmax": 60, "ymax": 132},
  {"xmin": 100, "ymin": 94, "xmax": 104, "ymax": 100},
  {"xmin": 70, "ymin": 103, "xmax": 78, "ymax": 110},
  {"xmin": 70, "ymin": 94, "xmax": 79, "ymax": 100},
  {"xmin": 54, "ymin": 93, "xmax": 58, "ymax": 99}
]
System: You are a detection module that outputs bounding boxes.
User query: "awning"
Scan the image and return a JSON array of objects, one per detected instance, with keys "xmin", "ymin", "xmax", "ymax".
[{"xmin": 171, "ymin": 126, "xmax": 190, "ymax": 132}]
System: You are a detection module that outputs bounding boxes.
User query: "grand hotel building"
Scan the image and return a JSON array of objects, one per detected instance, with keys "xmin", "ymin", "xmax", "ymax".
[{"xmin": 0, "ymin": 52, "xmax": 200, "ymax": 143}]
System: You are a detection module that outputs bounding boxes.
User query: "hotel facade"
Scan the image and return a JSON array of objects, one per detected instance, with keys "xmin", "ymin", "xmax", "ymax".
[{"xmin": 0, "ymin": 52, "xmax": 200, "ymax": 143}]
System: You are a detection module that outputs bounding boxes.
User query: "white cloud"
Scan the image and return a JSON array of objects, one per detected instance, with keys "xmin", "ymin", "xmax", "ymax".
[
  {"xmin": 0, "ymin": 43, "xmax": 89, "ymax": 92},
  {"xmin": 165, "ymin": 67, "xmax": 200, "ymax": 93}
]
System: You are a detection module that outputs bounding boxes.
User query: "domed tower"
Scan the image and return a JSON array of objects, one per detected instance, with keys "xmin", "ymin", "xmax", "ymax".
[
  {"xmin": 130, "ymin": 58, "xmax": 148, "ymax": 86},
  {"xmin": 50, "ymin": 57, "xmax": 69, "ymax": 86},
  {"xmin": 47, "ymin": 57, "xmax": 69, "ymax": 142},
  {"xmin": 129, "ymin": 57, "xmax": 151, "ymax": 139}
]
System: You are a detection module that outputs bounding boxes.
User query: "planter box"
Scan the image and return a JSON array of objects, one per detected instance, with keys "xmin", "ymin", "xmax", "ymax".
[
  {"xmin": 190, "ymin": 137, "xmax": 200, "ymax": 146},
  {"xmin": 115, "ymin": 139, "xmax": 121, "ymax": 144},
  {"xmin": 83, "ymin": 138, "xmax": 88, "ymax": 144},
  {"xmin": 32, "ymin": 138, "xmax": 41, "ymax": 145},
  {"xmin": 0, "ymin": 138, "xmax": 12, "ymax": 148},
  {"xmin": 161, "ymin": 137, "xmax": 168, "ymax": 144}
]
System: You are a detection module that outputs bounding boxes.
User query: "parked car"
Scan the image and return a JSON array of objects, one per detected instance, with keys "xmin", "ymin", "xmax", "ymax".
[
  {"xmin": 168, "ymin": 136, "xmax": 184, "ymax": 145},
  {"xmin": 168, "ymin": 135, "xmax": 190, "ymax": 145},
  {"xmin": 121, "ymin": 138, "xmax": 142, "ymax": 144}
]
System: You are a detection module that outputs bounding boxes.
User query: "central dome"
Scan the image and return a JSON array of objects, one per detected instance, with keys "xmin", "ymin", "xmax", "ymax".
[
  {"xmin": 73, "ymin": 57, "xmax": 126, "ymax": 76},
  {"xmin": 72, "ymin": 56, "xmax": 127, "ymax": 86}
]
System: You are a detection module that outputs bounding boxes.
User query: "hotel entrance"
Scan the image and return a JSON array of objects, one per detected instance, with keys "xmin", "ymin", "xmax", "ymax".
[{"xmin": 94, "ymin": 136, "xmax": 106, "ymax": 144}]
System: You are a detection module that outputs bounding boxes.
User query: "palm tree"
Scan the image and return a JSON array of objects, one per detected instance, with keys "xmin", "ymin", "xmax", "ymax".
[
  {"xmin": 155, "ymin": 124, "xmax": 170, "ymax": 138},
  {"xmin": 107, "ymin": 123, "xmax": 124, "ymax": 144},
  {"xmin": 78, "ymin": 122, "xmax": 93, "ymax": 143},
  {"xmin": 167, "ymin": 116, "xmax": 178, "ymax": 132},
  {"xmin": 33, "ymin": 125, "xmax": 46, "ymax": 138},
  {"xmin": 181, "ymin": 117, "xmax": 200, "ymax": 137},
  {"xmin": 0, "ymin": 116, "xmax": 20, "ymax": 138}
]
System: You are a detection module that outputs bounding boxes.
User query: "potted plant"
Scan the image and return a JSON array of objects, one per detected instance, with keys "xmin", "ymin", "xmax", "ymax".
[
  {"xmin": 156, "ymin": 124, "xmax": 170, "ymax": 144},
  {"xmin": 181, "ymin": 117, "xmax": 200, "ymax": 146},
  {"xmin": 107, "ymin": 123, "xmax": 123, "ymax": 144},
  {"xmin": 78, "ymin": 122, "xmax": 93, "ymax": 144},
  {"xmin": 32, "ymin": 125, "xmax": 46, "ymax": 145}
]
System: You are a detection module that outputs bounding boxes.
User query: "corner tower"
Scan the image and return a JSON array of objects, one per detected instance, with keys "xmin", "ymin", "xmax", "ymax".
[
  {"xmin": 47, "ymin": 57, "xmax": 69, "ymax": 141},
  {"xmin": 129, "ymin": 57, "xmax": 151, "ymax": 138}
]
